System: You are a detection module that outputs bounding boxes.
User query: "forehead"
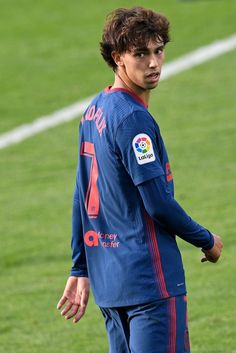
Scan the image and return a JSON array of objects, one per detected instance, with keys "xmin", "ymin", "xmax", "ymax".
[{"xmin": 130, "ymin": 38, "xmax": 164, "ymax": 51}]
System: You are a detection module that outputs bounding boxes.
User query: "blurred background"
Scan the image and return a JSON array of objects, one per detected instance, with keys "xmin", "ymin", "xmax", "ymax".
[{"xmin": 0, "ymin": 0, "xmax": 235, "ymax": 352}]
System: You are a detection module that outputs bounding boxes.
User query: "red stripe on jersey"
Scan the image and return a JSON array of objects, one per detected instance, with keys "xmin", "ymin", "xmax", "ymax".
[
  {"xmin": 168, "ymin": 297, "xmax": 177, "ymax": 353},
  {"xmin": 144, "ymin": 211, "xmax": 169, "ymax": 298}
]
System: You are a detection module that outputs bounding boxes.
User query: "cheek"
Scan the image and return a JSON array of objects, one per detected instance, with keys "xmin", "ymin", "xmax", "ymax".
[
  {"xmin": 159, "ymin": 53, "xmax": 165, "ymax": 66},
  {"xmin": 126, "ymin": 60, "xmax": 144, "ymax": 76}
]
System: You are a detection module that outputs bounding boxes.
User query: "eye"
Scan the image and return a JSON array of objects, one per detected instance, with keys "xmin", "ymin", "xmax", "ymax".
[
  {"xmin": 135, "ymin": 52, "xmax": 145, "ymax": 58},
  {"xmin": 156, "ymin": 48, "xmax": 164, "ymax": 55}
]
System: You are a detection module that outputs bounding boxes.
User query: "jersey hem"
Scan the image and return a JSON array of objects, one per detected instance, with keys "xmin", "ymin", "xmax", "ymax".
[{"xmin": 94, "ymin": 290, "xmax": 187, "ymax": 308}]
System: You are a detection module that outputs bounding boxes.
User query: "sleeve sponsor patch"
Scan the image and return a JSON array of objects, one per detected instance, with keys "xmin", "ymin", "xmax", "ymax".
[{"xmin": 132, "ymin": 133, "xmax": 156, "ymax": 165}]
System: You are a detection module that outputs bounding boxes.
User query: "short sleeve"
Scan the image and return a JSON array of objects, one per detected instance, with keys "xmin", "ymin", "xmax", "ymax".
[{"xmin": 115, "ymin": 111, "xmax": 165, "ymax": 186}]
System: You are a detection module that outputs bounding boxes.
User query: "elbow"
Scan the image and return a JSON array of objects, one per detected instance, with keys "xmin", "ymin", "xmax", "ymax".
[{"xmin": 143, "ymin": 202, "xmax": 167, "ymax": 223}]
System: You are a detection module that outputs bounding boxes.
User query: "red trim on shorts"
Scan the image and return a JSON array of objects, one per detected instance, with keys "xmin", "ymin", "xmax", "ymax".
[
  {"xmin": 168, "ymin": 297, "xmax": 177, "ymax": 353},
  {"xmin": 104, "ymin": 86, "xmax": 148, "ymax": 109},
  {"xmin": 143, "ymin": 211, "xmax": 169, "ymax": 298},
  {"xmin": 184, "ymin": 296, "xmax": 190, "ymax": 351}
]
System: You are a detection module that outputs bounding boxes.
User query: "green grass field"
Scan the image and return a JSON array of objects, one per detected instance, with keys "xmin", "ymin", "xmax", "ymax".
[{"xmin": 0, "ymin": 0, "xmax": 236, "ymax": 352}]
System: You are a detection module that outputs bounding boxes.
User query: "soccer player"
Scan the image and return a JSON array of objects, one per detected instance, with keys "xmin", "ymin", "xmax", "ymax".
[{"xmin": 57, "ymin": 7, "xmax": 223, "ymax": 353}]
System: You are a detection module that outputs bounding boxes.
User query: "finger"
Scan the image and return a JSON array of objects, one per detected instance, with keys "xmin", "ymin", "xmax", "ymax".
[
  {"xmin": 212, "ymin": 257, "xmax": 219, "ymax": 263},
  {"xmin": 201, "ymin": 257, "xmax": 208, "ymax": 263},
  {"xmin": 61, "ymin": 301, "xmax": 73, "ymax": 316},
  {"xmin": 81, "ymin": 289, "xmax": 89, "ymax": 308},
  {"xmin": 57, "ymin": 296, "xmax": 67, "ymax": 309},
  {"xmin": 73, "ymin": 291, "xmax": 88, "ymax": 323},
  {"xmin": 65, "ymin": 304, "xmax": 79, "ymax": 320},
  {"xmin": 204, "ymin": 255, "xmax": 219, "ymax": 263},
  {"xmin": 73, "ymin": 306, "xmax": 86, "ymax": 323}
]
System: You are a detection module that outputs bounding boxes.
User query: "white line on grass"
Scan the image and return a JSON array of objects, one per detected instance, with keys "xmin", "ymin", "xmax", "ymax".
[
  {"xmin": 161, "ymin": 34, "xmax": 236, "ymax": 79},
  {"xmin": 0, "ymin": 34, "xmax": 236, "ymax": 150}
]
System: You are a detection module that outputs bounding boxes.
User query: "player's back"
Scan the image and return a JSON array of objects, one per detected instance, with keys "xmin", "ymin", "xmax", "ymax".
[
  {"xmin": 77, "ymin": 87, "xmax": 186, "ymax": 307},
  {"xmin": 79, "ymin": 87, "xmax": 149, "ymax": 231}
]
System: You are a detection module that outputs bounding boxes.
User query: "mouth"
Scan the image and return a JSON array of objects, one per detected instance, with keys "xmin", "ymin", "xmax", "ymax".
[{"xmin": 145, "ymin": 72, "xmax": 160, "ymax": 82}]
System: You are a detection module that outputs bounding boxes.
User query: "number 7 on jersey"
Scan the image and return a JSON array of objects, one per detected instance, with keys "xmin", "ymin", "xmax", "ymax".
[{"xmin": 80, "ymin": 141, "xmax": 100, "ymax": 218}]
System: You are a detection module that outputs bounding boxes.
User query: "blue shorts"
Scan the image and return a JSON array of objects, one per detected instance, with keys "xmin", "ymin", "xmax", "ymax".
[{"xmin": 100, "ymin": 295, "xmax": 190, "ymax": 353}]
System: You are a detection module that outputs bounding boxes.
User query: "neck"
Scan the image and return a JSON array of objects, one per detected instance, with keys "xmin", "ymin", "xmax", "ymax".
[{"xmin": 112, "ymin": 72, "xmax": 151, "ymax": 106}]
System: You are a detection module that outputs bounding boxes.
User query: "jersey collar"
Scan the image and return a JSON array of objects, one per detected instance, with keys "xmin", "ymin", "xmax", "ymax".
[{"xmin": 104, "ymin": 86, "xmax": 148, "ymax": 109}]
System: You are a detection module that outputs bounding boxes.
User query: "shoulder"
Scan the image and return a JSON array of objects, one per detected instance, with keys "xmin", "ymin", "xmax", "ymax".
[
  {"xmin": 116, "ymin": 108, "xmax": 158, "ymax": 135},
  {"xmin": 100, "ymin": 88, "xmax": 155, "ymax": 126}
]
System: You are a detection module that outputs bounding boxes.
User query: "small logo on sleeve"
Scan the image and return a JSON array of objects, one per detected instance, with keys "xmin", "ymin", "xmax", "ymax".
[{"xmin": 132, "ymin": 133, "xmax": 156, "ymax": 165}]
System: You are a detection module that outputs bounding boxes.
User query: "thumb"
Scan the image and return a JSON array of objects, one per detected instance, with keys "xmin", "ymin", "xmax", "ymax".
[{"xmin": 201, "ymin": 257, "xmax": 208, "ymax": 263}]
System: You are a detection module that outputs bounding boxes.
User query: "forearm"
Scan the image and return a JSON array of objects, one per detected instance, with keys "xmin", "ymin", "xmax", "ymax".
[
  {"xmin": 71, "ymin": 193, "xmax": 88, "ymax": 277},
  {"xmin": 138, "ymin": 176, "xmax": 214, "ymax": 250}
]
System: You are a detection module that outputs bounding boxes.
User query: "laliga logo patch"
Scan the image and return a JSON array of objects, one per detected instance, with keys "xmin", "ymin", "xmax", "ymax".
[{"xmin": 132, "ymin": 133, "xmax": 156, "ymax": 165}]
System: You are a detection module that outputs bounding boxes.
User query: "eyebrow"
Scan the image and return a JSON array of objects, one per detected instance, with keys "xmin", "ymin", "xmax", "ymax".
[{"xmin": 133, "ymin": 44, "xmax": 165, "ymax": 52}]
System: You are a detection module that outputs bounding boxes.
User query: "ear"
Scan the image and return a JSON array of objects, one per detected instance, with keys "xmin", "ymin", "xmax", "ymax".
[{"xmin": 111, "ymin": 51, "xmax": 124, "ymax": 68}]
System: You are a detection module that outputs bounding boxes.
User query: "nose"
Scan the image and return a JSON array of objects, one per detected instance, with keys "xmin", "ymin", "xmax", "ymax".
[{"xmin": 149, "ymin": 54, "xmax": 158, "ymax": 69}]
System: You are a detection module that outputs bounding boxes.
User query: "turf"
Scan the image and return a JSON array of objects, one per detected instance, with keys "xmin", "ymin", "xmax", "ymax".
[
  {"xmin": 0, "ymin": 0, "xmax": 236, "ymax": 133},
  {"xmin": 0, "ymin": 0, "xmax": 236, "ymax": 352}
]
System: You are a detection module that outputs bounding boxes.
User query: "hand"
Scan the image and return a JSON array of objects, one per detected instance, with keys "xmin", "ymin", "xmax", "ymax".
[
  {"xmin": 57, "ymin": 276, "xmax": 90, "ymax": 323},
  {"xmin": 201, "ymin": 234, "xmax": 223, "ymax": 263}
]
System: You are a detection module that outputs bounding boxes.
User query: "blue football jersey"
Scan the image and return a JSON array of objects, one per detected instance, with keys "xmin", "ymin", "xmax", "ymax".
[{"xmin": 74, "ymin": 87, "xmax": 187, "ymax": 307}]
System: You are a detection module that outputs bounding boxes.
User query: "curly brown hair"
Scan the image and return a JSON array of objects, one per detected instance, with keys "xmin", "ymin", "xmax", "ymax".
[{"xmin": 100, "ymin": 7, "xmax": 170, "ymax": 71}]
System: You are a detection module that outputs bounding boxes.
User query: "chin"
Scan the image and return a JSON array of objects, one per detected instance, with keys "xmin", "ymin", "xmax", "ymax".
[
  {"xmin": 141, "ymin": 80, "xmax": 159, "ymax": 90},
  {"xmin": 145, "ymin": 82, "xmax": 159, "ymax": 90},
  {"xmin": 150, "ymin": 83, "xmax": 159, "ymax": 89},
  {"xmin": 134, "ymin": 80, "xmax": 158, "ymax": 92}
]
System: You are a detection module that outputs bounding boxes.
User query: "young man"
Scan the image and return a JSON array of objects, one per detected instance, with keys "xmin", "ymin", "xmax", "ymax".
[{"xmin": 57, "ymin": 7, "xmax": 223, "ymax": 353}]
